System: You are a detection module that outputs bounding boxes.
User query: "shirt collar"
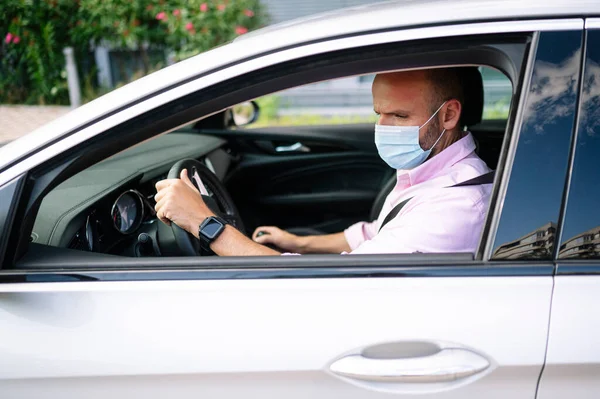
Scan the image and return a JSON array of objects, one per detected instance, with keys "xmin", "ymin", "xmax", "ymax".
[{"xmin": 397, "ymin": 132, "xmax": 477, "ymax": 186}]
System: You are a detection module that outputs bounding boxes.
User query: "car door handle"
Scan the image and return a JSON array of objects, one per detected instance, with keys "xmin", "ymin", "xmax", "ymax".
[
  {"xmin": 329, "ymin": 348, "xmax": 489, "ymax": 383},
  {"xmin": 274, "ymin": 142, "xmax": 310, "ymax": 153}
]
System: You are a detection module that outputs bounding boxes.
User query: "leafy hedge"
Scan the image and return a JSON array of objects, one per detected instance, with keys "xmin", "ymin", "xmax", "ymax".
[{"xmin": 0, "ymin": 0, "xmax": 266, "ymax": 105}]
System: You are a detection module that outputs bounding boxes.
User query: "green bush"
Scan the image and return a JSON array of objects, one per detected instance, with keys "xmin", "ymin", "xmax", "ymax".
[{"xmin": 0, "ymin": 0, "xmax": 267, "ymax": 105}]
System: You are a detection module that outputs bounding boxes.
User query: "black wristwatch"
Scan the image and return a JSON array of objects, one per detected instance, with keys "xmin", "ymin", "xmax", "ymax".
[{"xmin": 198, "ymin": 216, "xmax": 227, "ymax": 252}]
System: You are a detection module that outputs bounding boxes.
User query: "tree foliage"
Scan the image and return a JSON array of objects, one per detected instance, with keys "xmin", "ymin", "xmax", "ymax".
[{"xmin": 0, "ymin": 0, "xmax": 266, "ymax": 105}]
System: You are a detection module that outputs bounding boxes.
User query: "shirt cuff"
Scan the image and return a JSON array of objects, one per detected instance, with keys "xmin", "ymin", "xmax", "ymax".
[{"xmin": 344, "ymin": 221, "xmax": 370, "ymax": 251}]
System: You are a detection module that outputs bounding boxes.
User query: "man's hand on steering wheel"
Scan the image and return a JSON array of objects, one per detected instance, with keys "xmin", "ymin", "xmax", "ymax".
[
  {"xmin": 155, "ymin": 169, "xmax": 213, "ymax": 238},
  {"xmin": 154, "ymin": 160, "xmax": 279, "ymax": 257}
]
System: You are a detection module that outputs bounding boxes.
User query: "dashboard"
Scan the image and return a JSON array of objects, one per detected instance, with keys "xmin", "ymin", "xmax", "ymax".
[
  {"xmin": 32, "ymin": 132, "xmax": 231, "ymax": 256},
  {"xmin": 65, "ymin": 177, "xmax": 164, "ymax": 256}
]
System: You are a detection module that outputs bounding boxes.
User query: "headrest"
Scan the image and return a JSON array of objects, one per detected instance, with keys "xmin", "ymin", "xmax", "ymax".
[{"xmin": 458, "ymin": 67, "xmax": 484, "ymax": 127}]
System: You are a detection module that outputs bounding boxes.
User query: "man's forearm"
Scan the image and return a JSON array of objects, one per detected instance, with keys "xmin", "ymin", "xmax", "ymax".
[
  {"xmin": 209, "ymin": 225, "xmax": 281, "ymax": 256},
  {"xmin": 297, "ymin": 232, "xmax": 351, "ymax": 254},
  {"xmin": 211, "ymin": 229, "xmax": 351, "ymax": 256},
  {"xmin": 191, "ymin": 217, "xmax": 351, "ymax": 256}
]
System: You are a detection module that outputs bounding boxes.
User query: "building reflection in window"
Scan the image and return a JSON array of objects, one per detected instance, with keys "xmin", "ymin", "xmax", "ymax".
[
  {"xmin": 494, "ymin": 223, "xmax": 556, "ymax": 260},
  {"xmin": 559, "ymin": 227, "xmax": 600, "ymax": 259},
  {"xmin": 494, "ymin": 221, "xmax": 600, "ymax": 260}
]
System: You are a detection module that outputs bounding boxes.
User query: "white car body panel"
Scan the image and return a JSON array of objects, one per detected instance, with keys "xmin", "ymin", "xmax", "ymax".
[
  {"xmin": 0, "ymin": 277, "xmax": 552, "ymax": 397},
  {"xmin": 537, "ymin": 276, "xmax": 600, "ymax": 399}
]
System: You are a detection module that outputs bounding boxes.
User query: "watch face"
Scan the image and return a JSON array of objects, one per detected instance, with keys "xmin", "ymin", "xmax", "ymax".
[{"xmin": 202, "ymin": 218, "xmax": 224, "ymax": 239}]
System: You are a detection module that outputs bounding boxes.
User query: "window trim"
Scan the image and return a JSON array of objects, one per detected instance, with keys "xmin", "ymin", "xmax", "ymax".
[
  {"xmin": 2, "ymin": 242, "xmax": 553, "ymax": 283},
  {"xmin": 1, "ymin": 265, "xmax": 554, "ymax": 284}
]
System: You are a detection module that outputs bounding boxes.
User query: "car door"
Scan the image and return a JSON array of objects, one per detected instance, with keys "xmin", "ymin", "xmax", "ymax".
[
  {"xmin": 536, "ymin": 20, "xmax": 600, "ymax": 399},
  {"xmin": 0, "ymin": 23, "xmax": 583, "ymax": 399}
]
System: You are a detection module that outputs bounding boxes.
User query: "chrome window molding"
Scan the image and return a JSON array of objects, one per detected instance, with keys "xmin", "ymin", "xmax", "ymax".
[
  {"xmin": 481, "ymin": 32, "xmax": 541, "ymax": 261},
  {"xmin": 0, "ymin": 18, "xmax": 583, "ymax": 189}
]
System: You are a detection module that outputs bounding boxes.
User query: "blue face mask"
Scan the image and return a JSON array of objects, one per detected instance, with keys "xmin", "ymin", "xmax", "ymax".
[{"xmin": 374, "ymin": 101, "xmax": 447, "ymax": 170}]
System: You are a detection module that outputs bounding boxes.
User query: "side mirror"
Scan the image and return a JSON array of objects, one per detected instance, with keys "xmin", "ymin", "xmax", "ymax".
[{"xmin": 230, "ymin": 101, "xmax": 260, "ymax": 127}]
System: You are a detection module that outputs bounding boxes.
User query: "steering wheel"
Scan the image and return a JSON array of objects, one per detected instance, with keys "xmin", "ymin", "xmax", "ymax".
[{"xmin": 167, "ymin": 159, "xmax": 245, "ymax": 256}]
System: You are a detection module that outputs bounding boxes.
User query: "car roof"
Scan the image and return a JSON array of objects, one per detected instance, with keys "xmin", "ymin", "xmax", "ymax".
[
  {"xmin": 238, "ymin": 0, "xmax": 596, "ymax": 43},
  {"xmin": 1, "ymin": 0, "xmax": 598, "ymax": 173}
]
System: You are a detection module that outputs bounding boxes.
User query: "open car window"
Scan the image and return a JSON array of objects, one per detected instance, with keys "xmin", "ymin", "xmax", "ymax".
[{"xmin": 25, "ymin": 68, "xmax": 513, "ymax": 262}]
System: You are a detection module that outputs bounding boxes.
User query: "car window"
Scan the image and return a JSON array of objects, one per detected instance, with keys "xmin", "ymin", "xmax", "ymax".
[
  {"xmin": 30, "ymin": 68, "xmax": 513, "ymax": 260},
  {"xmin": 558, "ymin": 29, "xmax": 600, "ymax": 259},
  {"xmin": 247, "ymin": 66, "xmax": 509, "ymax": 129},
  {"xmin": 491, "ymin": 30, "xmax": 583, "ymax": 260},
  {"xmin": 9, "ymin": 32, "xmax": 532, "ymax": 269}
]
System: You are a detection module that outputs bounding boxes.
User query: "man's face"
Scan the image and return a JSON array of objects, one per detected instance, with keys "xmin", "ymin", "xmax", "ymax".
[{"xmin": 372, "ymin": 71, "xmax": 442, "ymax": 150}]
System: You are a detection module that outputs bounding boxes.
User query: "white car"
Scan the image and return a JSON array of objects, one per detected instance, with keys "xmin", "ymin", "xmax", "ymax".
[{"xmin": 1, "ymin": 0, "xmax": 599, "ymax": 397}]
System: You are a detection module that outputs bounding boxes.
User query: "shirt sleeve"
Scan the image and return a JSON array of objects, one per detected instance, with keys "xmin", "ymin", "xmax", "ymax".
[
  {"xmin": 344, "ymin": 220, "xmax": 379, "ymax": 251},
  {"xmin": 349, "ymin": 187, "xmax": 489, "ymax": 254}
]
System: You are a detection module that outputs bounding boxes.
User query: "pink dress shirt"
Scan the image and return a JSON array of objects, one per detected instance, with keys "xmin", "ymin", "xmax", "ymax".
[{"xmin": 344, "ymin": 132, "xmax": 492, "ymax": 254}]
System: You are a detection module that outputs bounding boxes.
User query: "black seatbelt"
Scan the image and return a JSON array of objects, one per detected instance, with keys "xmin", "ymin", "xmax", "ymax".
[
  {"xmin": 378, "ymin": 171, "xmax": 495, "ymax": 232},
  {"xmin": 450, "ymin": 170, "xmax": 496, "ymax": 187}
]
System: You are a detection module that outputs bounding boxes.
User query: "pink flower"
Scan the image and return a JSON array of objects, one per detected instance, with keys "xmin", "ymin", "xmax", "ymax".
[
  {"xmin": 185, "ymin": 22, "xmax": 194, "ymax": 31},
  {"xmin": 155, "ymin": 12, "xmax": 166, "ymax": 21},
  {"xmin": 217, "ymin": 4, "xmax": 226, "ymax": 11},
  {"xmin": 12, "ymin": 35, "xmax": 20, "ymax": 44},
  {"xmin": 172, "ymin": 9, "xmax": 181, "ymax": 17},
  {"xmin": 235, "ymin": 26, "xmax": 248, "ymax": 35},
  {"xmin": 5, "ymin": 33, "xmax": 13, "ymax": 44},
  {"xmin": 244, "ymin": 9, "xmax": 254, "ymax": 17},
  {"xmin": 200, "ymin": 3, "xmax": 208, "ymax": 12}
]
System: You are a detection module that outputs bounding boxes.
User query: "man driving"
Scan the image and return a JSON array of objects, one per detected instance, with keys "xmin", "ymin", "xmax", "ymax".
[{"xmin": 154, "ymin": 68, "xmax": 492, "ymax": 256}]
